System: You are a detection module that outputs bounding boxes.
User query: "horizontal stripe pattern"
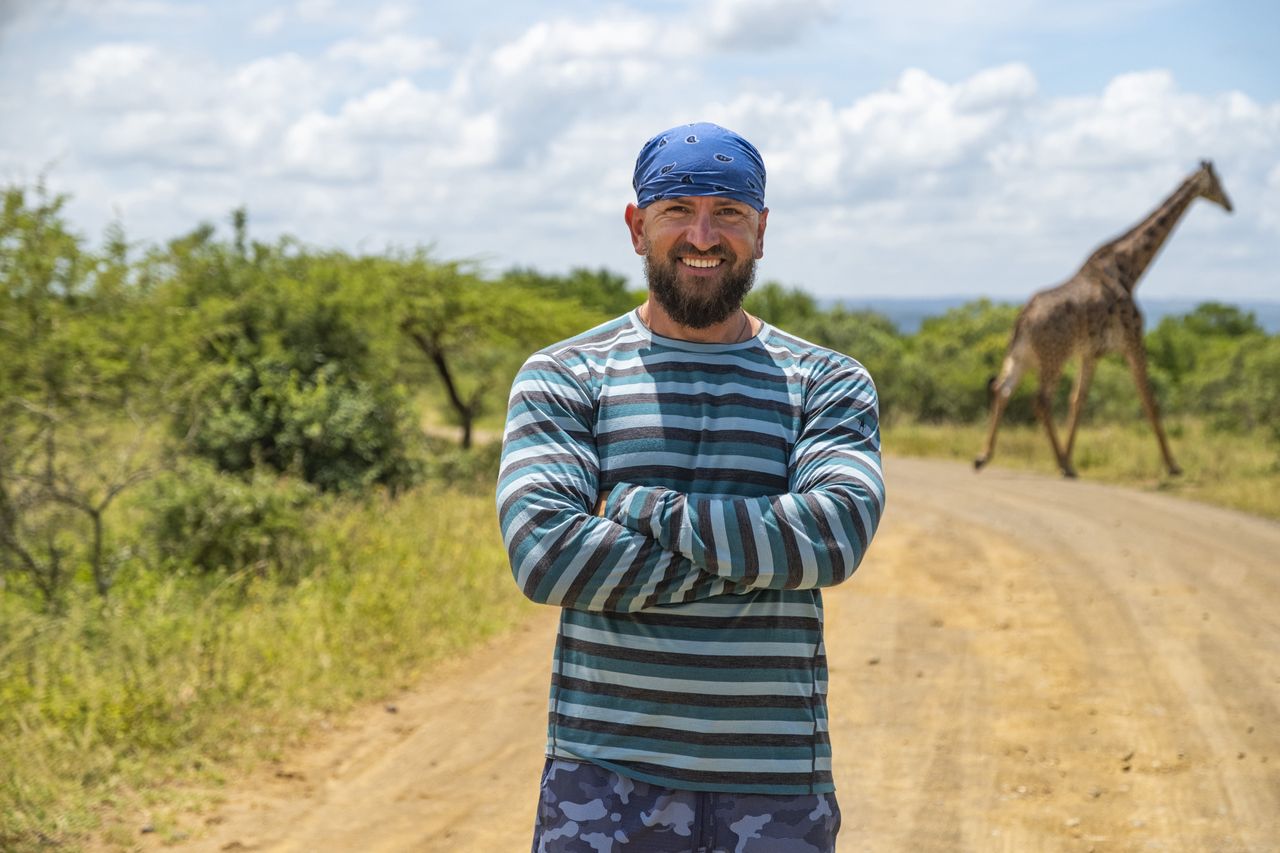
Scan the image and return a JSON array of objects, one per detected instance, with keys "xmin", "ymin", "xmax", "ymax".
[{"xmin": 497, "ymin": 310, "xmax": 884, "ymax": 794}]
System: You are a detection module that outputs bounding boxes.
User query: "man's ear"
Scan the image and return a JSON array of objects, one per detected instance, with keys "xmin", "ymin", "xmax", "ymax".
[
  {"xmin": 625, "ymin": 203, "xmax": 647, "ymax": 255},
  {"xmin": 754, "ymin": 207, "xmax": 769, "ymax": 259}
]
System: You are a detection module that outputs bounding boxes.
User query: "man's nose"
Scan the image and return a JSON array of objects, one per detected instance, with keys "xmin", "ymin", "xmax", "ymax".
[{"xmin": 683, "ymin": 209, "xmax": 720, "ymax": 251}]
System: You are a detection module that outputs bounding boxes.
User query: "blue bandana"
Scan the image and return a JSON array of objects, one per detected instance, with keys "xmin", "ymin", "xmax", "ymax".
[{"xmin": 632, "ymin": 122, "xmax": 766, "ymax": 211}]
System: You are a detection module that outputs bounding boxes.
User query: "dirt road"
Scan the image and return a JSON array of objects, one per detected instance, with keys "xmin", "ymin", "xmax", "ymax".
[{"xmin": 159, "ymin": 457, "xmax": 1279, "ymax": 852}]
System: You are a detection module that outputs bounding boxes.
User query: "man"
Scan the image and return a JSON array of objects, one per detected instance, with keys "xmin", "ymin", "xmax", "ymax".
[{"xmin": 497, "ymin": 122, "xmax": 885, "ymax": 852}]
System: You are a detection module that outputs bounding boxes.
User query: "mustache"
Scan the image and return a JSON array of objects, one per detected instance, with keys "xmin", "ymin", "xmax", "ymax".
[{"xmin": 667, "ymin": 242, "xmax": 732, "ymax": 261}]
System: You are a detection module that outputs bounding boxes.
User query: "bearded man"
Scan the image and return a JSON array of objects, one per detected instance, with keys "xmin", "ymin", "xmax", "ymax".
[{"xmin": 497, "ymin": 122, "xmax": 886, "ymax": 852}]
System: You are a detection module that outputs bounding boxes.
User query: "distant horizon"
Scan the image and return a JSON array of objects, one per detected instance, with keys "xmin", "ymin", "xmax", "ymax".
[
  {"xmin": 828, "ymin": 293, "xmax": 1280, "ymax": 307},
  {"xmin": 823, "ymin": 293, "xmax": 1280, "ymax": 334}
]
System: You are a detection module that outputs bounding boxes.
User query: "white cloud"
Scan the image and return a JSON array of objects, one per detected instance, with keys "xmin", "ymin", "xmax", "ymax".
[
  {"xmin": 369, "ymin": 2, "xmax": 414, "ymax": 33},
  {"xmin": 987, "ymin": 71, "xmax": 1280, "ymax": 230},
  {"xmin": 224, "ymin": 54, "xmax": 330, "ymax": 153},
  {"xmin": 488, "ymin": 12, "xmax": 672, "ymax": 75},
  {"xmin": 250, "ymin": 9, "xmax": 287, "ymax": 36},
  {"xmin": 955, "ymin": 63, "xmax": 1038, "ymax": 112},
  {"xmin": 250, "ymin": 73, "xmax": 502, "ymax": 189},
  {"xmin": 100, "ymin": 110, "xmax": 233, "ymax": 171},
  {"xmin": 328, "ymin": 34, "xmax": 447, "ymax": 73},
  {"xmin": 65, "ymin": 0, "xmax": 206, "ymax": 22},
  {"xmin": 294, "ymin": 0, "xmax": 338, "ymax": 22},
  {"xmin": 39, "ymin": 43, "xmax": 330, "ymax": 174},
  {"xmin": 710, "ymin": 61, "xmax": 1273, "ymax": 296},
  {"xmin": 715, "ymin": 64, "xmax": 1038, "ymax": 210},
  {"xmin": 459, "ymin": 12, "xmax": 698, "ymax": 166},
  {"xmin": 838, "ymin": 67, "xmax": 1031, "ymax": 173},
  {"xmin": 705, "ymin": 0, "xmax": 837, "ymax": 49},
  {"xmin": 844, "ymin": 0, "xmax": 1177, "ymax": 41},
  {"xmin": 279, "ymin": 111, "xmax": 376, "ymax": 182},
  {"xmin": 44, "ymin": 42, "xmax": 199, "ymax": 111},
  {"xmin": 52, "ymin": 41, "xmax": 156, "ymax": 97},
  {"xmin": 334, "ymin": 78, "xmax": 500, "ymax": 166},
  {"xmin": 230, "ymin": 53, "xmax": 325, "ymax": 110},
  {"xmin": 5, "ymin": 3, "xmax": 1276, "ymax": 300}
]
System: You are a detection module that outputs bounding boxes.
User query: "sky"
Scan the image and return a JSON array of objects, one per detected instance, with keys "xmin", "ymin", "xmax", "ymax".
[{"xmin": 1, "ymin": 0, "xmax": 1277, "ymax": 304}]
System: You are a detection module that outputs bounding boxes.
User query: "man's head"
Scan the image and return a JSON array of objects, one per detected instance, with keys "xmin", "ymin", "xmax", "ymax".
[{"xmin": 625, "ymin": 123, "xmax": 768, "ymax": 330}]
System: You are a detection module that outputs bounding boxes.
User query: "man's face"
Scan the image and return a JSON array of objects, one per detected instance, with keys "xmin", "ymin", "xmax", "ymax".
[{"xmin": 626, "ymin": 196, "xmax": 768, "ymax": 329}]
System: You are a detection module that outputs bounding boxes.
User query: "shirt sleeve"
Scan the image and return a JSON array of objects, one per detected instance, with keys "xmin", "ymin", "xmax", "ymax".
[
  {"xmin": 497, "ymin": 351, "xmax": 745, "ymax": 612},
  {"xmin": 602, "ymin": 361, "xmax": 885, "ymax": 591}
]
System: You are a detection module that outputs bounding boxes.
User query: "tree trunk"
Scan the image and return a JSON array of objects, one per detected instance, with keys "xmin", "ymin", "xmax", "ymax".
[
  {"xmin": 405, "ymin": 327, "xmax": 475, "ymax": 449},
  {"xmin": 90, "ymin": 507, "xmax": 110, "ymax": 597}
]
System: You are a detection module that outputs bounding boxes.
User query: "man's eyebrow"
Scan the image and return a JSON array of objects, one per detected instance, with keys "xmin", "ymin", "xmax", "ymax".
[{"xmin": 660, "ymin": 197, "xmax": 750, "ymax": 209}]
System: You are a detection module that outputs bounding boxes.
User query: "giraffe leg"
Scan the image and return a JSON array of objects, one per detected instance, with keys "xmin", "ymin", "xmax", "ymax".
[
  {"xmin": 1123, "ymin": 338, "xmax": 1182, "ymax": 476},
  {"xmin": 975, "ymin": 355, "xmax": 1025, "ymax": 471},
  {"xmin": 1032, "ymin": 366, "xmax": 1076, "ymax": 478},
  {"xmin": 1063, "ymin": 356, "xmax": 1097, "ymax": 464}
]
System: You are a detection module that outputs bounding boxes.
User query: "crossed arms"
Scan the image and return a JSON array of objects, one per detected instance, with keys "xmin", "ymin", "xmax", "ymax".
[{"xmin": 496, "ymin": 352, "xmax": 885, "ymax": 613}]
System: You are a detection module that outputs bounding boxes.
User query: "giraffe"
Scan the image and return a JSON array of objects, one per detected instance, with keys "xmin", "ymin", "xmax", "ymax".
[{"xmin": 974, "ymin": 160, "xmax": 1233, "ymax": 478}]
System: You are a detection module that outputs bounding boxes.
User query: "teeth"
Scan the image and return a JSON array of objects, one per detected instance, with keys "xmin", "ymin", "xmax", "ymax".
[{"xmin": 683, "ymin": 257, "xmax": 722, "ymax": 268}]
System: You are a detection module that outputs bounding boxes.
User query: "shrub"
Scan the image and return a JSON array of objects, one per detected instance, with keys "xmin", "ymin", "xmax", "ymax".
[
  {"xmin": 190, "ymin": 356, "xmax": 421, "ymax": 493},
  {"xmin": 902, "ymin": 300, "xmax": 1024, "ymax": 423},
  {"xmin": 146, "ymin": 461, "xmax": 316, "ymax": 577},
  {"xmin": 157, "ymin": 228, "xmax": 422, "ymax": 494}
]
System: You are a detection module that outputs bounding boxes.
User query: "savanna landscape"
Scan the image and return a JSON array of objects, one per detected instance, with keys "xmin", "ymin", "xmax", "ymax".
[{"xmin": 2, "ymin": 185, "xmax": 1278, "ymax": 851}]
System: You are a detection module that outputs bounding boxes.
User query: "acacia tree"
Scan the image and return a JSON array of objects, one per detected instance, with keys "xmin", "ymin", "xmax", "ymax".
[
  {"xmin": 0, "ymin": 186, "xmax": 156, "ymax": 604},
  {"xmin": 393, "ymin": 254, "xmax": 605, "ymax": 449}
]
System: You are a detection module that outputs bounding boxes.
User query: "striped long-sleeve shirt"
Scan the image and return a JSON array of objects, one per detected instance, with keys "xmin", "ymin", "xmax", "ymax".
[{"xmin": 497, "ymin": 309, "xmax": 885, "ymax": 795}]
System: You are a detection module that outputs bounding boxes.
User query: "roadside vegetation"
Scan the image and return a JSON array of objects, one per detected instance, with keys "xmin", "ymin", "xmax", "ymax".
[{"xmin": 2, "ymin": 184, "xmax": 1277, "ymax": 849}]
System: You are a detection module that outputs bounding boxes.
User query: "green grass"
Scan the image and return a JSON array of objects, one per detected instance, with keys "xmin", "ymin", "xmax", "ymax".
[
  {"xmin": 0, "ymin": 481, "xmax": 534, "ymax": 850},
  {"xmin": 886, "ymin": 417, "xmax": 1280, "ymax": 520}
]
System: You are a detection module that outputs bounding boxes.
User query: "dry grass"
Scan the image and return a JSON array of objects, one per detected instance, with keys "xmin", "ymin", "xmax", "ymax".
[{"xmin": 885, "ymin": 417, "xmax": 1280, "ymax": 520}]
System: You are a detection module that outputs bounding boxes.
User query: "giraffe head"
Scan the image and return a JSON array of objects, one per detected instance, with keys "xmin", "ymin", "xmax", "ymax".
[{"xmin": 1195, "ymin": 160, "xmax": 1233, "ymax": 213}]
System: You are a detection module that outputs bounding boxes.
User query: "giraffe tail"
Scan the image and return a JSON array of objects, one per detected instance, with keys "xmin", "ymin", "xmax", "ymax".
[{"xmin": 989, "ymin": 311, "xmax": 1032, "ymax": 400}]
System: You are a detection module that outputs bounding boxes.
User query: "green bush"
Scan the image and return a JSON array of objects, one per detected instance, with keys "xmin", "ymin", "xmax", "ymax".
[
  {"xmin": 501, "ymin": 266, "xmax": 642, "ymax": 316},
  {"xmin": 744, "ymin": 281, "xmax": 821, "ymax": 328},
  {"xmin": 191, "ymin": 356, "xmax": 421, "ymax": 492},
  {"xmin": 790, "ymin": 307, "xmax": 909, "ymax": 424},
  {"xmin": 147, "ymin": 461, "xmax": 316, "ymax": 576},
  {"xmin": 901, "ymin": 299, "xmax": 1024, "ymax": 423},
  {"xmin": 1146, "ymin": 302, "xmax": 1262, "ymax": 403},
  {"xmin": 160, "ymin": 234, "xmax": 422, "ymax": 493},
  {"xmin": 1189, "ymin": 334, "xmax": 1280, "ymax": 438}
]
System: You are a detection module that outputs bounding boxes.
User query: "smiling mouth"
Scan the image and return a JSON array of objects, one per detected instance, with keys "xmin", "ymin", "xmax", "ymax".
[{"xmin": 681, "ymin": 257, "xmax": 723, "ymax": 269}]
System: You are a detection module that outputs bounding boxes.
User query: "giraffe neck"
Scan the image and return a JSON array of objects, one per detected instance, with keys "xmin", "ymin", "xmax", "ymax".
[{"xmin": 1086, "ymin": 174, "xmax": 1200, "ymax": 292}]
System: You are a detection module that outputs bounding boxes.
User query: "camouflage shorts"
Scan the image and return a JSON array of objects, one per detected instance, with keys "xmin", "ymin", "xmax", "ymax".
[{"xmin": 530, "ymin": 757, "xmax": 841, "ymax": 853}]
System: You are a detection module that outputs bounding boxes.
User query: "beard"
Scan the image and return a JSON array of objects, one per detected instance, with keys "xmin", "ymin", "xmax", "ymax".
[{"xmin": 644, "ymin": 244, "xmax": 757, "ymax": 330}]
